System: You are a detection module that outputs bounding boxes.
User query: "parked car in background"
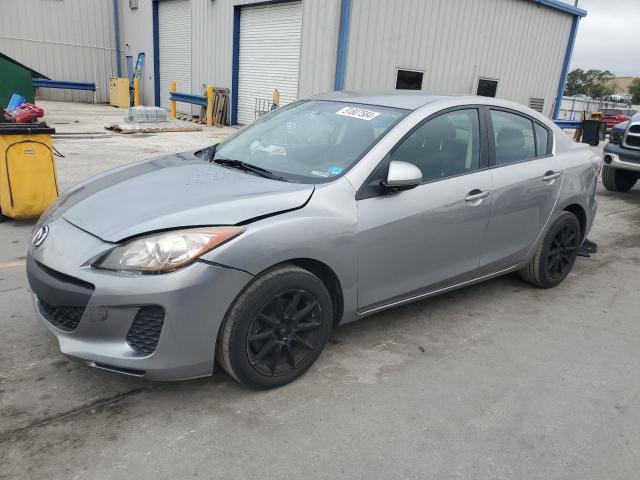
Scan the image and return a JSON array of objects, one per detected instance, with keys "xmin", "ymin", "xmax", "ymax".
[
  {"xmin": 602, "ymin": 109, "xmax": 633, "ymax": 130},
  {"xmin": 27, "ymin": 92, "xmax": 599, "ymax": 388},
  {"xmin": 603, "ymin": 113, "xmax": 640, "ymax": 192}
]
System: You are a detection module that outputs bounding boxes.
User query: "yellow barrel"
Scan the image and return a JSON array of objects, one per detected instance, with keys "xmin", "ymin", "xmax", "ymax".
[{"xmin": 0, "ymin": 125, "xmax": 59, "ymax": 220}]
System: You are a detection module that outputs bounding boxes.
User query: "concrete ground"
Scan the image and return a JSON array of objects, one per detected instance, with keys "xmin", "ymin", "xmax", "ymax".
[{"xmin": 1, "ymin": 101, "xmax": 640, "ymax": 479}]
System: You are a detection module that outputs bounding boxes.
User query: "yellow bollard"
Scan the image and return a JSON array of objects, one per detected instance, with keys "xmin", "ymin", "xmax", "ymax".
[
  {"xmin": 170, "ymin": 81, "xmax": 177, "ymax": 118},
  {"xmin": 133, "ymin": 78, "xmax": 140, "ymax": 107},
  {"xmin": 272, "ymin": 89, "xmax": 280, "ymax": 109},
  {"xmin": 206, "ymin": 85, "xmax": 214, "ymax": 127}
]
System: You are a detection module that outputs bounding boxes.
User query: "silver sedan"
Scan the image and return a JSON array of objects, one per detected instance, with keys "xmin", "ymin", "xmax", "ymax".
[{"xmin": 27, "ymin": 92, "xmax": 599, "ymax": 388}]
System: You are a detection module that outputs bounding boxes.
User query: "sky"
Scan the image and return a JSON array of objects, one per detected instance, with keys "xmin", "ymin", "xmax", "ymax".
[{"xmin": 570, "ymin": 0, "xmax": 640, "ymax": 77}]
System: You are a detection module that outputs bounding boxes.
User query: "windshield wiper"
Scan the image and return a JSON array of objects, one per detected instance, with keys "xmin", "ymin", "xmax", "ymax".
[{"xmin": 213, "ymin": 158, "xmax": 286, "ymax": 181}]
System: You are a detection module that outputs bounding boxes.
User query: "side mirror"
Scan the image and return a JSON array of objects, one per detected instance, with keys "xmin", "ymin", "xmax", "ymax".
[{"xmin": 381, "ymin": 161, "xmax": 422, "ymax": 191}]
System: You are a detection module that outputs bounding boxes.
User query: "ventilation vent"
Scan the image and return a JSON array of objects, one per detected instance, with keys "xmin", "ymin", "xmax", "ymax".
[
  {"xmin": 529, "ymin": 98, "xmax": 545, "ymax": 113},
  {"xmin": 37, "ymin": 300, "xmax": 85, "ymax": 332},
  {"xmin": 126, "ymin": 306, "xmax": 165, "ymax": 355}
]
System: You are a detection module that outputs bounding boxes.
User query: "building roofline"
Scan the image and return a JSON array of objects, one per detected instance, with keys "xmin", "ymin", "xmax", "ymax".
[{"xmin": 530, "ymin": 0, "xmax": 587, "ymax": 18}]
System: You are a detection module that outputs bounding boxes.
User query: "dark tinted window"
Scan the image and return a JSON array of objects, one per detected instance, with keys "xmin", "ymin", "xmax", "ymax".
[
  {"xmin": 602, "ymin": 109, "xmax": 623, "ymax": 116},
  {"xmin": 534, "ymin": 123, "xmax": 549, "ymax": 156},
  {"xmin": 491, "ymin": 110, "xmax": 536, "ymax": 165},
  {"xmin": 477, "ymin": 79, "xmax": 498, "ymax": 97},
  {"xmin": 396, "ymin": 70, "xmax": 424, "ymax": 90},
  {"xmin": 391, "ymin": 109, "xmax": 480, "ymax": 182}
]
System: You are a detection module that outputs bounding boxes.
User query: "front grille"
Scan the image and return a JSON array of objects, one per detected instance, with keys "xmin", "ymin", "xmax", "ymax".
[
  {"xmin": 38, "ymin": 299, "xmax": 85, "ymax": 332},
  {"xmin": 624, "ymin": 123, "xmax": 640, "ymax": 150},
  {"xmin": 126, "ymin": 306, "xmax": 165, "ymax": 354},
  {"xmin": 624, "ymin": 135, "xmax": 640, "ymax": 149}
]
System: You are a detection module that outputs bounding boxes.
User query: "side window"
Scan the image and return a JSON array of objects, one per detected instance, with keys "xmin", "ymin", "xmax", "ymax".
[
  {"xmin": 490, "ymin": 110, "xmax": 536, "ymax": 165},
  {"xmin": 390, "ymin": 109, "xmax": 480, "ymax": 182},
  {"xmin": 534, "ymin": 123, "xmax": 550, "ymax": 156}
]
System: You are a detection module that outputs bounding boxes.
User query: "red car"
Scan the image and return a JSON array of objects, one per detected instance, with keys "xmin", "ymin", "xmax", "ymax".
[{"xmin": 602, "ymin": 109, "xmax": 635, "ymax": 129}]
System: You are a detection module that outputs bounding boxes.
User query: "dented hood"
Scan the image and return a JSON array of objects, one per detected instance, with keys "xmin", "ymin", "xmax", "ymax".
[{"xmin": 58, "ymin": 151, "xmax": 314, "ymax": 242}]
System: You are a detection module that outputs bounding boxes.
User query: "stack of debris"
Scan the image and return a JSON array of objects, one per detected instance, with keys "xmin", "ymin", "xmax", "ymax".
[{"xmin": 105, "ymin": 106, "xmax": 203, "ymax": 134}]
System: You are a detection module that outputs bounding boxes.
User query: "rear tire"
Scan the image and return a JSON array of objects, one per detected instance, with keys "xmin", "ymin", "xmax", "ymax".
[
  {"xmin": 217, "ymin": 265, "xmax": 333, "ymax": 389},
  {"xmin": 601, "ymin": 165, "xmax": 637, "ymax": 192},
  {"xmin": 519, "ymin": 211, "xmax": 581, "ymax": 289}
]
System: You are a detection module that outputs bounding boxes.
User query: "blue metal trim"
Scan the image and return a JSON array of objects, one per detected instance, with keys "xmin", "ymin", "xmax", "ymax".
[
  {"xmin": 32, "ymin": 79, "xmax": 96, "ymax": 91},
  {"xmin": 231, "ymin": 6, "xmax": 241, "ymax": 125},
  {"xmin": 334, "ymin": 0, "xmax": 352, "ymax": 91},
  {"xmin": 554, "ymin": 119, "xmax": 583, "ymax": 129},
  {"xmin": 530, "ymin": 0, "xmax": 586, "ymax": 17},
  {"xmin": 152, "ymin": 0, "xmax": 161, "ymax": 107},
  {"xmin": 113, "ymin": 0, "xmax": 122, "ymax": 77},
  {"xmin": 553, "ymin": 16, "xmax": 579, "ymax": 119},
  {"xmin": 170, "ymin": 91, "xmax": 207, "ymax": 106}
]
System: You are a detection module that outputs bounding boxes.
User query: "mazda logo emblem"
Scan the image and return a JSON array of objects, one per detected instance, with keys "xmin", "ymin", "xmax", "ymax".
[{"xmin": 32, "ymin": 225, "xmax": 49, "ymax": 247}]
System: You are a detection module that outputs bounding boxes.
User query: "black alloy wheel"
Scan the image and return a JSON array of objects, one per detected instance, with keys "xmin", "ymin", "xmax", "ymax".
[
  {"xmin": 217, "ymin": 265, "xmax": 333, "ymax": 389},
  {"xmin": 546, "ymin": 222, "xmax": 580, "ymax": 281},
  {"xmin": 519, "ymin": 210, "xmax": 582, "ymax": 288},
  {"xmin": 247, "ymin": 289, "xmax": 323, "ymax": 377}
]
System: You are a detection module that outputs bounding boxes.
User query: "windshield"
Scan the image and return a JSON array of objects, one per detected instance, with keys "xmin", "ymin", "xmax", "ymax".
[{"xmin": 214, "ymin": 100, "xmax": 408, "ymax": 182}]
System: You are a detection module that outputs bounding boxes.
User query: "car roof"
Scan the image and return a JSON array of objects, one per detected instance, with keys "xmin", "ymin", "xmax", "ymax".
[{"xmin": 311, "ymin": 90, "xmax": 449, "ymax": 110}]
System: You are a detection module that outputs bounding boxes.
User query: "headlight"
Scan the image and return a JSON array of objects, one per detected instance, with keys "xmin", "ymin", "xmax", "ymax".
[{"xmin": 93, "ymin": 226, "xmax": 244, "ymax": 273}]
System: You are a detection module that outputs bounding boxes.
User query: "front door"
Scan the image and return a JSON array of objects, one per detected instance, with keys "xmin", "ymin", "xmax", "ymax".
[
  {"xmin": 356, "ymin": 108, "xmax": 493, "ymax": 311},
  {"xmin": 480, "ymin": 109, "xmax": 563, "ymax": 269}
]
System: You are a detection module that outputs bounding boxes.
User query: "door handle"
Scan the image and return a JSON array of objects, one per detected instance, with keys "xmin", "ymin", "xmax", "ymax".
[
  {"xmin": 464, "ymin": 189, "xmax": 490, "ymax": 203},
  {"xmin": 542, "ymin": 171, "xmax": 561, "ymax": 182}
]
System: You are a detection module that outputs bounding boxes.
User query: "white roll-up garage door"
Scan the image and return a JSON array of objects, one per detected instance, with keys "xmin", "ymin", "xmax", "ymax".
[
  {"xmin": 237, "ymin": 1, "xmax": 303, "ymax": 125},
  {"xmin": 158, "ymin": 0, "xmax": 192, "ymax": 114}
]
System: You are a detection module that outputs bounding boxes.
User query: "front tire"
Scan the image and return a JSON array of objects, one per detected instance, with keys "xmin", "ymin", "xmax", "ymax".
[
  {"xmin": 519, "ymin": 211, "xmax": 581, "ymax": 288},
  {"xmin": 217, "ymin": 265, "xmax": 333, "ymax": 389},
  {"xmin": 601, "ymin": 165, "xmax": 637, "ymax": 192}
]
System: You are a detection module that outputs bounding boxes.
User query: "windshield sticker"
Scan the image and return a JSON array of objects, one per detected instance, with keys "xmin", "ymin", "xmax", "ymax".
[
  {"xmin": 336, "ymin": 106, "xmax": 381, "ymax": 121},
  {"xmin": 327, "ymin": 166, "xmax": 344, "ymax": 175},
  {"xmin": 311, "ymin": 170, "xmax": 330, "ymax": 178}
]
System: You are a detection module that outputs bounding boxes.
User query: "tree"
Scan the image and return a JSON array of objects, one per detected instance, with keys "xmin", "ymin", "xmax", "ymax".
[
  {"xmin": 565, "ymin": 69, "xmax": 587, "ymax": 97},
  {"xmin": 629, "ymin": 78, "xmax": 640, "ymax": 104},
  {"xmin": 564, "ymin": 68, "xmax": 615, "ymax": 99}
]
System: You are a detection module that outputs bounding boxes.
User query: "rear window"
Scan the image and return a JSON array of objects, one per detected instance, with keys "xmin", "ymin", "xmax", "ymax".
[{"xmin": 603, "ymin": 109, "xmax": 623, "ymax": 116}]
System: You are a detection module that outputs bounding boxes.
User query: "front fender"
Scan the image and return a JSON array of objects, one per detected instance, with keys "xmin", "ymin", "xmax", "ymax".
[{"xmin": 201, "ymin": 179, "xmax": 360, "ymax": 323}]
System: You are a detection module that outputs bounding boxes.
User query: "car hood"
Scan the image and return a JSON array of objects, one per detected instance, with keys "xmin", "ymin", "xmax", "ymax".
[{"xmin": 58, "ymin": 151, "xmax": 315, "ymax": 242}]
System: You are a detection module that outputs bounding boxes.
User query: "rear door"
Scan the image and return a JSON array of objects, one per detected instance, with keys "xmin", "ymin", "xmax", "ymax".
[{"xmin": 480, "ymin": 109, "xmax": 563, "ymax": 270}]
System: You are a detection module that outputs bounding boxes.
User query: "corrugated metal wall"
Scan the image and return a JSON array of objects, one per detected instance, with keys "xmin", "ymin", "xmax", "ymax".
[
  {"xmin": 0, "ymin": 0, "xmax": 118, "ymax": 103},
  {"xmin": 345, "ymin": 0, "xmax": 572, "ymax": 117},
  {"xmin": 0, "ymin": 0, "xmax": 573, "ymax": 116},
  {"xmin": 119, "ymin": 0, "xmax": 340, "ymax": 109}
]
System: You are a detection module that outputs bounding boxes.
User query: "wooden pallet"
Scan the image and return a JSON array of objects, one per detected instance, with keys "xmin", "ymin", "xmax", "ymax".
[{"xmin": 176, "ymin": 88, "xmax": 230, "ymax": 127}]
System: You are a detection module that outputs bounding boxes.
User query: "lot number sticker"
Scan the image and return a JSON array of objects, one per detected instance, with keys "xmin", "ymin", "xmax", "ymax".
[{"xmin": 336, "ymin": 106, "xmax": 380, "ymax": 121}]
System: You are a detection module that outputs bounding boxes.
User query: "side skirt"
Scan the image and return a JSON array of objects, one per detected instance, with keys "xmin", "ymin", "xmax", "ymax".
[{"xmin": 357, "ymin": 264, "xmax": 521, "ymax": 317}]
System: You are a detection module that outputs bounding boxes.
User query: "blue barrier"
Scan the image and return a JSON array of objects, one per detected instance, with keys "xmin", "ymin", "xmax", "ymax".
[
  {"xmin": 169, "ymin": 91, "xmax": 207, "ymax": 107},
  {"xmin": 32, "ymin": 79, "xmax": 96, "ymax": 91},
  {"xmin": 554, "ymin": 119, "xmax": 583, "ymax": 129}
]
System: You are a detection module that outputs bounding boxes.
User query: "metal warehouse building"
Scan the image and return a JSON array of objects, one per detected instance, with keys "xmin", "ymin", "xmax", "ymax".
[{"xmin": 0, "ymin": 0, "xmax": 586, "ymax": 122}]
